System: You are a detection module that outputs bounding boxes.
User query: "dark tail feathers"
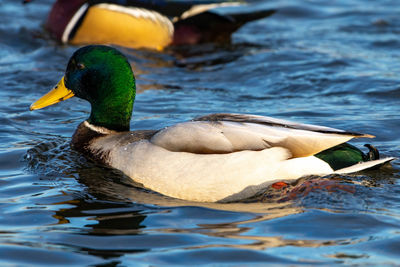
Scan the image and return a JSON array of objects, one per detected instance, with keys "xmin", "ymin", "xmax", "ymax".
[{"xmin": 364, "ymin": 144, "xmax": 380, "ymax": 160}]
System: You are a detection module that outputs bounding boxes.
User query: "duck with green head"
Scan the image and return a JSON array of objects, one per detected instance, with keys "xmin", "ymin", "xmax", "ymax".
[{"xmin": 30, "ymin": 45, "xmax": 394, "ymax": 202}]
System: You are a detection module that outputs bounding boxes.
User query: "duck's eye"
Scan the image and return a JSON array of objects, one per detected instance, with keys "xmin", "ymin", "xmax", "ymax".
[{"xmin": 77, "ymin": 63, "xmax": 85, "ymax": 70}]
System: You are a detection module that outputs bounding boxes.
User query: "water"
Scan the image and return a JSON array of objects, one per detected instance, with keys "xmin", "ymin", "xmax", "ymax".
[{"xmin": 1, "ymin": 0, "xmax": 400, "ymax": 265}]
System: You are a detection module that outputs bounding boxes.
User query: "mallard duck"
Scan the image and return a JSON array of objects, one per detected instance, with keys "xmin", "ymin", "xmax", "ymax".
[
  {"xmin": 30, "ymin": 45, "xmax": 394, "ymax": 202},
  {"xmin": 25, "ymin": 0, "xmax": 275, "ymax": 50}
]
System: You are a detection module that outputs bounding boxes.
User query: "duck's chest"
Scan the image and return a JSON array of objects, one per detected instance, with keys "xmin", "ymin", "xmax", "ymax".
[
  {"xmin": 71, "ymin": 121, "xmax": 157, "ymax": 165},
  {"xmin": 71, "ymin": 121, "xmax": 110, "ymax": 164}
]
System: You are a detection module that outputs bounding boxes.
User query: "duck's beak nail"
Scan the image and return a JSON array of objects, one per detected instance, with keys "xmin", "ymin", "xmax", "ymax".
[{"xmin": 30, "ymin": 76, "xmax": 75, "ymax": 111}]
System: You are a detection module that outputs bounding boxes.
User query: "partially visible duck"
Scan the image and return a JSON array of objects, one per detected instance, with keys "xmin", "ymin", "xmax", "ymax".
[
  {"xmin": 27, "ymin": 0, "xmax": 275, "ymax": 50},
  {"xmin": 30, "ymin": 45, "xmax": 394, "ymax": 202}
]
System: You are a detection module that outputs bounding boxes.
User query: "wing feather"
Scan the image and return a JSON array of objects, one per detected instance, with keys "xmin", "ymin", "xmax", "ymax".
[{"xmin": 150, "ymin": 113, "xmax": 374, "ymax": 157}]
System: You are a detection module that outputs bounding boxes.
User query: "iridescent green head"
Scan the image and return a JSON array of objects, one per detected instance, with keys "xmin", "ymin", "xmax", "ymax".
[{"xmin": 30, "ymin": 45, "xmax": 136, "ymax": 132}]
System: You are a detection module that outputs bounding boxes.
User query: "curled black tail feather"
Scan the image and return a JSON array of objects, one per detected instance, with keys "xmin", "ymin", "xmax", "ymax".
[{"xmin": 364, "ymin": 144, "xmax": 380, "ymax": 160}]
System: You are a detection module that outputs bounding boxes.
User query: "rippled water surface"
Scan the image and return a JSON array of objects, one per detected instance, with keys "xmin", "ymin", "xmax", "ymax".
[{"xmin": 1, "ymin": 0, "xmax": 400, "ymax": 265}]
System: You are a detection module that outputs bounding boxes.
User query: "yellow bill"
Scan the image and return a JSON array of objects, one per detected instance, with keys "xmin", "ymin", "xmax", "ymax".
[{"xmin": 30, "ymin": 76, "xmax": 75, "ymax": 111}]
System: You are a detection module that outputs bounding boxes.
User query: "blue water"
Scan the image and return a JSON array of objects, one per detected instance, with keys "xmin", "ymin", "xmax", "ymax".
[{"xmin": 1, "ymin": 0, "xmax": 400, "ymax": 265}]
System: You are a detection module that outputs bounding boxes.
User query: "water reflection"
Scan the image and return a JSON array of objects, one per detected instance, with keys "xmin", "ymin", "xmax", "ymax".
[{"xmin": 51, "ymin": 198, "xmax": 148, "ymax": 259}]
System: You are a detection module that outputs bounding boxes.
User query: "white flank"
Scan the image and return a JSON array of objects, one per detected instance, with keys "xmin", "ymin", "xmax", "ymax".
[
  {"xmin": 62, "ymin": 3, "xmax": 89, "ymax": 44},
  {"xmin": 89, "ymin": 136, "xmax": 336, "ymax": 202},
  {"xmin": 95, "ymin": 4, "xmax": 174, "ymax": 36}
]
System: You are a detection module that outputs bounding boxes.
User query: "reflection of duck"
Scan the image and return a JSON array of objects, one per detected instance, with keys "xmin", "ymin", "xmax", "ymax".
[
  {"xmin": 33, "ymin": 0, "xmax": 275, "ymax": 50},
  {"xmin": 30, "ymin": 45, "xmax": 394, "ymax": 202}
]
